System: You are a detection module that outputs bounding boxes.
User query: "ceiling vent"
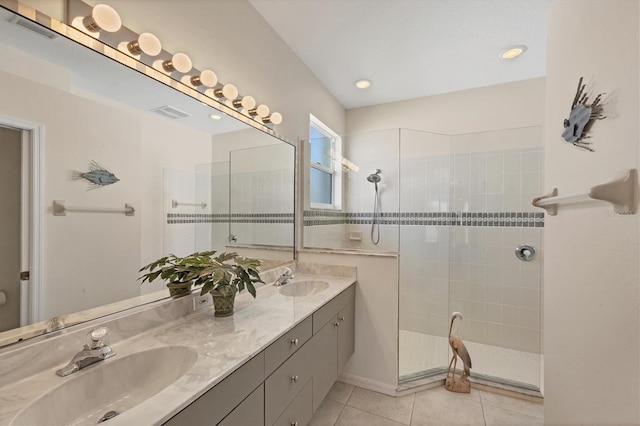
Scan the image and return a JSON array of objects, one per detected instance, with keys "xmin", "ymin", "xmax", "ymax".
[
  {"xmin": 9, "ymin": 15, "xmax": 58, "ymax": 39},
  {"xmin": 150, "ymin": 105, "xmax": 191, "ymax": 119}
]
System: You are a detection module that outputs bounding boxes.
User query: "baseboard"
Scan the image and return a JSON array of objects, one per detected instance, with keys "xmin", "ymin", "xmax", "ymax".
[{"xmin": 338, "ymin": 373, "xmax": 397, "ymax": 396}]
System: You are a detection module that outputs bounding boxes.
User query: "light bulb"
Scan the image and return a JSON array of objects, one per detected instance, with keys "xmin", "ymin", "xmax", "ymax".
[
  {"xmin": 162, "ymin": 53, "xmax": 192, "ymax": 73},
  {"xmin": 263, "ymin": 112, "xmax": 282, "ymax": 125},
  {"xmin": 191, "ymin": 70, "xmax": 217, "ymax": 88},
  {"xmin": 232, "ymin": 96, "xmax": 256, "ymax": 110},
  {"xmin": 83, "ymin": 4, "xmax": 121, "ymax": 33},
  {"xmin": 501, "ymin": 45, "xmax": 527, "ymax": 59},
  {"xmin": 213, "ymin": 84, "xmax": 238, "ymax": 100},
  {"xmin": 354, "ymin": 79, "xmax": 371, "ymax": 89},
  {"xmin": 127, "ymin": 32, "xmax": 162, "ymax": 56},
  {"xmin": 249, "ymin": 104, "xmax": 269, "ymax": 118}
]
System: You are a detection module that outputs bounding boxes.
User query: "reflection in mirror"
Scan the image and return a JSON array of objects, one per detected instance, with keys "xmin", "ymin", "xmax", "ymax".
[{"xmin": 0, "ymin": 5, "xmax": 295, "ymax": 346}]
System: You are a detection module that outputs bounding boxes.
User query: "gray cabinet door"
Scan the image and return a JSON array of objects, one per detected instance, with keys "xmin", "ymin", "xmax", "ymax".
[
  {"xmin": 164, "ymin": 353, "xmax": 265, "ymax": 426},
  {"xmin": 337, "ymin": 301, "xmax": 355, "ymax": 375},
  {"xmin": 308, "ymin": 316, "xmax": 338, "ymax": 412},
  {"xmin": 265, "ymin": 345, "xmax": 313, "ymax": 425},
  {"xmin": 273, "ymin": 380, "xmax": 312, "ymax": 426},
  {"xmin": 219, "ymin": 384, "xmax": 264, "ymax": 426}
]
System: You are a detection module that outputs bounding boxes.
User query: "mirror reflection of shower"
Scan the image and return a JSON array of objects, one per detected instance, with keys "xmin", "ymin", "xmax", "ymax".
[{"xmin": 367, "ymin": 169, "xmax": 382, "ymax": 245}]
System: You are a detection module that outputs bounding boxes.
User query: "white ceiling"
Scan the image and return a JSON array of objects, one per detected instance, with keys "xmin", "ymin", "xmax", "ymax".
[{"xmin": 250, "ymin": 0, "xmax": 551, "ymax": 109}]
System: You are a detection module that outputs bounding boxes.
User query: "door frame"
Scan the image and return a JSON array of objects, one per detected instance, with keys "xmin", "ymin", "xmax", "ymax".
[{"xmin": 0, "ymin": 115, "xmax": 43, "ymax": 325}]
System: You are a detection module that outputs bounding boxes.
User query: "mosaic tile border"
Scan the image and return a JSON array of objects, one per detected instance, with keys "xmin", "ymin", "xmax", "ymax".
[
  {"xmin": 303, "ymin": 211, "xmax": 544, "ymax": 228},
  {"xmin": 167, "ymin": 213, "xmax": 294, "ymax": 225}
]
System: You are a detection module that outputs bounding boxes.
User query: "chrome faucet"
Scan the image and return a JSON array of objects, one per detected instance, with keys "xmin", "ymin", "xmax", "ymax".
[
  {"xmin": 274, "ymin": 267, "xmax": 295, "ymax": 286},
  {"xmin": 56, "ymin": 327, "xmax": 116, "ymax": 377}
]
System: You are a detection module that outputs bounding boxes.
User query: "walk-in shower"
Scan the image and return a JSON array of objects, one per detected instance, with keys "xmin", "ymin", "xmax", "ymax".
[
  {"xmin": 367, "ymin": 169, "xmax": 382, "ymax": 245},
  {"xmin": 303, "ymin": 126, "xmax": 543, "ymax": 393}
]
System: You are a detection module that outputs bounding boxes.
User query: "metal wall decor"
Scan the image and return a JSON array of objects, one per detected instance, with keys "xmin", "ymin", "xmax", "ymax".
[
  {"xmin": 562, "ymin": 76, "xmax": 606, "ymax": 152},
  {"xmin": 71, "ymin": 160, "xmax": 120, "ymax": 190}
]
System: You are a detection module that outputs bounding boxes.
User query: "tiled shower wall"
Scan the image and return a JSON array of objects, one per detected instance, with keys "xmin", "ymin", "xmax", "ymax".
[
  {"xmin": 228, "ymin": 143, "xmax": 295, "ymax": 248},
  {"xmin": 399, "ymin": 127, "xmax": 544, "ymax": 357},
  {"xmin": 228, "ymin": 168, "xmax": 294, "ymax": 247},
  {"xmin": 304, "ymin": 128, "xmax": 400, "ymax": 251}
]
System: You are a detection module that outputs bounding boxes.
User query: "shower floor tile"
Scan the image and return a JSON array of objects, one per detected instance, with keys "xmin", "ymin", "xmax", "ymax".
[{"xmin": 399, "ymin": 330, "xmax": 541, "ymax": 388}]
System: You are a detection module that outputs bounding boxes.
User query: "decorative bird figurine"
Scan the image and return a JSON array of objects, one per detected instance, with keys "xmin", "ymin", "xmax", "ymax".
[{"xmin": 446, "ymin": 311, "xmax": 472, "ymax": 393}]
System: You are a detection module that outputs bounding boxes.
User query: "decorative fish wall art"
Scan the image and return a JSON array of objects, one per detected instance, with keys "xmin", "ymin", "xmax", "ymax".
[
  {"xmin": 562, "ymin": 76, "xmax": 606, "ymax": 152},
  {"xmin": 71, "ymin": 161, "xmax": 120, "ymax": 190}
]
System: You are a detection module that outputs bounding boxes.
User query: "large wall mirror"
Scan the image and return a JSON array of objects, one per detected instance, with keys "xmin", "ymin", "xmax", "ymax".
[{"xmin": 0, "ymin": 4, "xmax": 295, "ymax": 347}]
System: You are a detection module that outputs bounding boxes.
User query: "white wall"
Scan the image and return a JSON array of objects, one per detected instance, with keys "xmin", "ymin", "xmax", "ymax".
[
  {"xmin": 0, "ymin": 68, "xmax": 142, "ymax": 319},
  {"xmin": 347, "ymin": 78, "xmax": 545, "ymax": 135},
  {"xmin": 544, "ymin": 1, "xmax": 639, "ymax": 423},
  {"xmin": 0, "ymin": 43, "xmax": 216, "ymax": 315}
]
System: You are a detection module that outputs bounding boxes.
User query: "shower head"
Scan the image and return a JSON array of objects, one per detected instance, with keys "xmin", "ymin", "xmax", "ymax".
[{"xmin": 367, "ymin": 169, "xmax": 382, "ymax": 183}]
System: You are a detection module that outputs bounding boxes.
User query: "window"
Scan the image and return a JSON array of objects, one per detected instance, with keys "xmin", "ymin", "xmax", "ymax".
[{"xmin": 309, "ymin": 114, "xmax": 342, "ymax": 209}]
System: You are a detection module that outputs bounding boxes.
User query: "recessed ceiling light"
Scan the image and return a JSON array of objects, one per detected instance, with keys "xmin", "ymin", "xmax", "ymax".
[
  {"xmin": 355, "ymin": 79, "xmax": 372, "ymax": 89},
  {"xmin": 209, "ymin": 114, "xmax": 222, "ymax": 120},
  {"xmin": 501, "ymin": 45, "xmax": 527, "ymax": 59}
]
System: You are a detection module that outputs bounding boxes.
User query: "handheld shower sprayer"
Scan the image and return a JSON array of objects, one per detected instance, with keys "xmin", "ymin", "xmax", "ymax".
[
  {"xmin": 367, "ymin": 169, "xmax": 382, "ymax": 245},
  {"xmin": 367, "ymin": 169, "xmax": 382, "ymax": 184},
  {"xmin": 367, "ymin": 169, "xmax": 382, "ymax": 191}
]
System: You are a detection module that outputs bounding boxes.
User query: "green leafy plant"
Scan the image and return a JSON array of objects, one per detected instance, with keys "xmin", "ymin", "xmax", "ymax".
[{"xmin": 139, "ymin": 250, "xmax": 263, "ymax": 298}]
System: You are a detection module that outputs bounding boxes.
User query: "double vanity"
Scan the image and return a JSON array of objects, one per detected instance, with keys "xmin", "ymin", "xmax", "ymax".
[{"xmin": 0, "ymin": 265, "xmax": 356, "ymax": 425}]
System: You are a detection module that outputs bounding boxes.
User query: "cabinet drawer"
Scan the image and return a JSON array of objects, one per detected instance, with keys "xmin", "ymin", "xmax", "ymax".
[
  {"xmin": 164, "ymin": 352, "xmax": 265, "ymax": 426},
  {"xmin": 265, "ymin": 316, "xmax": 312, "ymax": 376},
  {"xmin": 273, "ymin": 379, "xmax": 312, "ymax": 426},
  {"xmin": 313, "ymin": 284, "xmax": 355, "ymax": 334},
  {"xmin": 265, "ymin": 343, "xmax": 313, "ymax": 425},
  {"xmin": 218, "ymin": 384, "xmax": 264, "ymax": 426}
]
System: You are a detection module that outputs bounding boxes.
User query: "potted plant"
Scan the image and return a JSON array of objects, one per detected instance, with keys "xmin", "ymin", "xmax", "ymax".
[{"xmin": 139, "ymin": 251, "xmax": 263, "ymax": 316}]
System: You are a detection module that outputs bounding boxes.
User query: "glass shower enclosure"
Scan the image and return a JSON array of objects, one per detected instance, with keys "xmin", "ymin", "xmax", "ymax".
[{"xmin": 398, "ymin": 127, "xmax": 544, "ymax": 391}]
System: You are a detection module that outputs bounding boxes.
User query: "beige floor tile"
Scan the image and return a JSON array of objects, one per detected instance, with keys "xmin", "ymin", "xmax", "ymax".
[
  {"xmin": 310, "ymin": 398, "xmax": 345, "ymax": 426},
  {"xmin": 480, "ymin": 391, "xmax": 543, "ymax": 419},
  {"xmin": 327, "ymin": 381, "xmax": 355, "ymax": 404},
  {"xmin": 412, "ymin": 387, "xmax": 485, "ymax": 425},
  {"xmin": 336, "ymin": 406, "xmax": 407, "ymax": 426},
  {"xmin": 483, "ymin": 404, "xmax": 544, "ymax": 425},
  {"xmin": 346, "ymin": 387, "xmax": 414, "ymax": 425}
]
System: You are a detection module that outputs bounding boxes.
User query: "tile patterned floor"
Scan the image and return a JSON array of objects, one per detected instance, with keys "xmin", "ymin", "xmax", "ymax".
[{"xmin": 310, "ymin": 381, "xmax": 543, "ymax": 426}]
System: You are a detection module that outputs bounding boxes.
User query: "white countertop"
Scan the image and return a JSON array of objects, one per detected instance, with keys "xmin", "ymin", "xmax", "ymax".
[{"xmin": 0, "ymin": 273, "xmax": 356, "ymax": 425}]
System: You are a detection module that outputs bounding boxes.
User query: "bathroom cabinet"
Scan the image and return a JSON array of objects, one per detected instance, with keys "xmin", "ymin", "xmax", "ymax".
[
  {"xmin": 308, "ymin": 298, "xmax": 355, "ymax": 412},
  {"xmin": 163, "ymin": 284, "xmax": 355, "ymax": 426}
]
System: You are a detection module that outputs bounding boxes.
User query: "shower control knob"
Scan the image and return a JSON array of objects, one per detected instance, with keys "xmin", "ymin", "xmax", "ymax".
[{"xmin": 515, "ymin": 244, "xmax": 536, "ymax": 261}]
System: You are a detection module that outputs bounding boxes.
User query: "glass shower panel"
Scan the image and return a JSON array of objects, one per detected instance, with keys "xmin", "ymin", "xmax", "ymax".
[
  {"xmin": 229, "ymin": 143, "xmax": 295, "ymax": 251},
  {"xmin": 398, "ymin": 129, "xmax": 452, "ymax": 380},
  {"xmin": 397, "ymin": 126, "xmax": 543, "ymax": 392},
  {"xmin": 447, "ymin": 127, "xmax": 543, "ymax": 390}
]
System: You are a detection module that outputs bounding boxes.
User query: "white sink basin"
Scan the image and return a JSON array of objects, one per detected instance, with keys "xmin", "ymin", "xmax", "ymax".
[
  {"xmin": 11, "ymin": 346, "xmax": 197, "ymax": 426},
  {"xmin": 279, "ymin": 280, "xmax": 329, "ymax": 297}
]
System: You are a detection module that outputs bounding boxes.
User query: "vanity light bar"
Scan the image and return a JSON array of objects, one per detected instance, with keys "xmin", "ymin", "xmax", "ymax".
[{"xmin": 69, "ymin": 0, "xmax": 283, "ymax": 126}]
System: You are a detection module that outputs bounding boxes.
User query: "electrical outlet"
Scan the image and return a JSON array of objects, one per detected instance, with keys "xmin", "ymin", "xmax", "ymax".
[{"xmin": 193, "ymin": 293, "xmax": 213, "ymax": 311}]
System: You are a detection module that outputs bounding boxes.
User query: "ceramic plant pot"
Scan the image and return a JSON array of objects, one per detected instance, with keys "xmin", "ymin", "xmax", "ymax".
[
  {"xmin": 167, "ymin": 282, "xmax": 193, "ymax": 297},
  {"xmin": 211, "ymin": 291, "xmax": 236, "ymax": 317}
]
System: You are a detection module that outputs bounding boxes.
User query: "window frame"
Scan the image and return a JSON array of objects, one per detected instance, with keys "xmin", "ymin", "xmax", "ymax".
[{"xmin": 309, "ymin": 114, "xmax": 342, "ymax": 210}]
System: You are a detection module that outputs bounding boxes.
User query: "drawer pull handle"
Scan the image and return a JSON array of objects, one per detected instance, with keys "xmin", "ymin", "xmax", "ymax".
[
  {"xmin": 291, "ymin": 375, "xmax": 299, "ymax": 383},
  {"xmin": 291, "ymin": 338, "xmax": 299, "ymax": 346},
  {"xmin": 291, "ymin": 422, "xmax": 299, "ymax": 426},
  {"xmin": 334, "ymin": 322, "xmax": 340, "ymax": 327},
  {"xmin": 339, "ymin": 316, "xmax": 345, "ymax": 322}
]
